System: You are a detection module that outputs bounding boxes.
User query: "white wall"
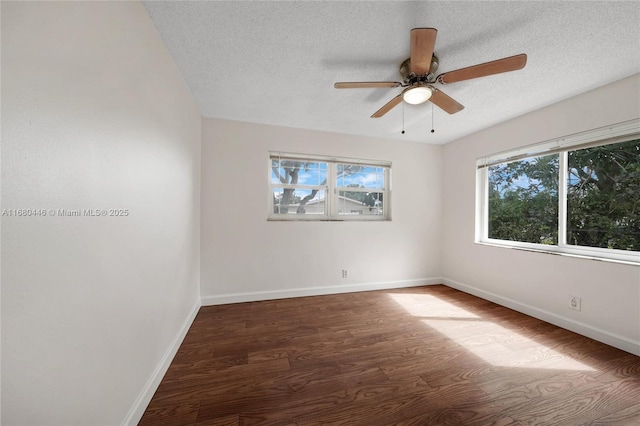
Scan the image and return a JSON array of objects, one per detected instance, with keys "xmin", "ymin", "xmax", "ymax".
[
  {"xmin": 1, "ymin": 2, "xmax": 201, "ymax": 425},
  {"xmin": 201, "ymin": 118, "xmax": 442, "ymax": 303},
  {"xmin": 442, "ymin": 74, "xmax": 640, "ymax": 355}
]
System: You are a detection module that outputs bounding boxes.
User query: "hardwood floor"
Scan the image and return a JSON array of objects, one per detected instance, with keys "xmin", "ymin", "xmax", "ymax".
[{"xmin": 140, "ymin": 285, "xmax": 640, "ymax": 425}]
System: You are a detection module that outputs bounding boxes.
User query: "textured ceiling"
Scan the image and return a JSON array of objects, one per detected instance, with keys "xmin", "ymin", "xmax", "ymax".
[{"xmin": 143, "ymin": 1, "xmax": 640, "ymax": 145}]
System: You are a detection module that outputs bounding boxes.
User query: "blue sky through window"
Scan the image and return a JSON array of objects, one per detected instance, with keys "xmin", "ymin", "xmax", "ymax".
[
  {"xmin": 271, "ymin": 160, "xmax": 327, "ymax": 185},
  {"xmin": 337, "ymin": 165, "xmax": 384, "ymax": 189}
]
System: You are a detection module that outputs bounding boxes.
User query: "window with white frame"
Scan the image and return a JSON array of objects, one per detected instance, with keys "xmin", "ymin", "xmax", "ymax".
[
  {"xmin": 476, "ymin": 119, "xmax": 640, "ymax": 264},
  {"xmin": 269, "ymin": 153, "xmax": 391, "ymax": 220}
]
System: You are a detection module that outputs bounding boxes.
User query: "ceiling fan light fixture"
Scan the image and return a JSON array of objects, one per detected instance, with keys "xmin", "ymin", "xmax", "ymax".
[{"xmin": 402, "ymin": 85, "xmax": 433, "ymax": 105}]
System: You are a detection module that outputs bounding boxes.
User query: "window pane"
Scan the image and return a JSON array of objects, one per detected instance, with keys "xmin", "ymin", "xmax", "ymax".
[
  {"xmin": 337, "ymin": 165, "xmax": 384, "ymax": 189},
  {"xmin": 488, "ymin": 154, "xmax": 559, "ymax": 244},
  {"xmin": 567, "ymin": 139, "xmax": 640, "ymax": 250},
  {"xmin": 271, "ymin": 160, "xmax": 327, "ymax": 185},
  {"xmin": 273, "ymin": 188, "xmax": 326, "ymax": 215},
  {"xmin": 338, "ymin": 191, "xmax": 383, "ymax": 216}
]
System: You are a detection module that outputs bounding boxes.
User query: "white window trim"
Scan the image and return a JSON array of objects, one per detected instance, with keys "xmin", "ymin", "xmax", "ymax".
[
  {"xmin": 476, "ymin": 119, "xmax": 640, "ymax": 266},
  {"xmin": 268, "ymin": 152, "xmax": 392, "ymax": 221}
]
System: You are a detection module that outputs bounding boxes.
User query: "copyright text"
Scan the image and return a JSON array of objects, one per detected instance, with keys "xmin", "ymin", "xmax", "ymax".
[{"xmin": 2, "ymin": 208, "xmax": 130, "ymax": 217}]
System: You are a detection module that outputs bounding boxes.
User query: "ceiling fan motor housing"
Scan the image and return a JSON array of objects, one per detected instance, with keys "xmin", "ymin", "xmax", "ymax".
[{"xmin": 400, "ymin": 55, "xmax": 439, "ymax": 84}]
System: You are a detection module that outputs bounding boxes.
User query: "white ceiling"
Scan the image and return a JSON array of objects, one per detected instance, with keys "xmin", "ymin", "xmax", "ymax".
[{"xmin": 143, "ymin": 1, "xmax": 640, "ymax": 145}]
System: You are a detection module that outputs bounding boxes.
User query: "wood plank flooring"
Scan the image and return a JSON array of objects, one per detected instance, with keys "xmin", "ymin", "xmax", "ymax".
[{"xmin": 140, "ymin": 285, "xmax": 640, "ymax": 425}]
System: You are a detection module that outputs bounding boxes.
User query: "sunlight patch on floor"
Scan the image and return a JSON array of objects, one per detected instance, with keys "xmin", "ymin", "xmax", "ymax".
[
  {"xmin": 423, "ymin": 319, "xmax": 595, "ymax": 371},
  {"xmin": 388, "ymin": 292, "xmax": 595, "ymax": 372},
  {"xmin": 388, "ymin": 293, "xmax": 480, "ymax": 319}
]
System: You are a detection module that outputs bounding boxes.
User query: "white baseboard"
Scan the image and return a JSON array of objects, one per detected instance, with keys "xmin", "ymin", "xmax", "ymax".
[
  {"xmin": 201, "ymin": 278, "xmax": 441, "ymax": 306},
  {"xmin": 122, "ymin": 300, "xmax": 201, "ymax": 426},
  {"xmin": 441, "ymin": 277, "xmax": 640, "ymax": 357}
]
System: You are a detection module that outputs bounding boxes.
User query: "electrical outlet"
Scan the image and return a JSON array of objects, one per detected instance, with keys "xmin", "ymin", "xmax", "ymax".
[
  {"xmin": 569, "ymin": 296, "xmax": 581, "ymax": 311},
  {"xmin": 341, "ymin": 269, "xmax": 348, "ymax": 278}
]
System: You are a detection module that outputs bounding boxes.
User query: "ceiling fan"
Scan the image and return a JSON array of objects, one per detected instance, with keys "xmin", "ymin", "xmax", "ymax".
[{"xmin": 334, "ymin": 28, "xmax": 527, "ymax": 117}]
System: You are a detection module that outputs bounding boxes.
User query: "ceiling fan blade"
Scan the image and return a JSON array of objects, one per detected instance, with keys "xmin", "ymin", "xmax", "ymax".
[
  {"xmin": 430, "ymin": 88, "xmax": 465, "ymax": 114},
  {"xmin": 410, "ymin": 28, "xmax": 437, "ymax": 75},
  {"xmin": 371, "ymin": 94, "xmax": 403, "ymax": 118},
  {"xmin": 334, "ymin": 82, "xmax": 401, "ymax": 89},
  {"xmin": 436, "ymin": 53, "xmax": 527, "ymax": 84}
]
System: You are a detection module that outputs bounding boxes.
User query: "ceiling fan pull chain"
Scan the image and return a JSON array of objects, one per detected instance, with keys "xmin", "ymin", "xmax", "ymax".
[
  {"xmin": 431, "ymin": 102, "xmax": 435, "ymax": 134},
  {"xmin": 401, "ymin": 102, "xmax": 405, "ymax": 134}
]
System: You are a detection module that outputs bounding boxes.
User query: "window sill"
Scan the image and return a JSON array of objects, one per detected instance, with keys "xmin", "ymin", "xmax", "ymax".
[
  {"xmin": 268, "ymin": 217, "xmax": 391, "ymax": 222},
  {"xmin": 476, "ymin": 241, "xmax": 640, "ymax": 267}
]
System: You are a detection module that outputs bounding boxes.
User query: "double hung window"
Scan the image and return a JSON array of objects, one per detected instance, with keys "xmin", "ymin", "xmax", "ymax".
[{"xmin": 269, "ymin": 153, "xmax": 391, "ymax": 220}]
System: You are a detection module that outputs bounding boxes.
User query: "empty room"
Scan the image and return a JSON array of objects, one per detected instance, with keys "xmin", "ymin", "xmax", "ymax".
[{"xmin": 2, "ymin": 1, "xmax": 639, "ymax": 425}]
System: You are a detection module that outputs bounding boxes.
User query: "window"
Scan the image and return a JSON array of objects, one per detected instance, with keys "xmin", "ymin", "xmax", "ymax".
[
  {"xmin": 567, "ymin": 139, "xmax": 640, "ymax": 251},
  {"xmin": 487, "ymin": 153, "xmax": 559, "ymax": 245},
  {"xmin": 269, "ymin": 153, "xmax": 390, "ymax": 220},
  {"xmin": 477, "ymin": 119, "xmax": 640, "ymax": 264}
]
